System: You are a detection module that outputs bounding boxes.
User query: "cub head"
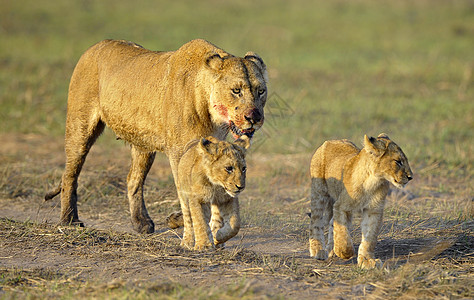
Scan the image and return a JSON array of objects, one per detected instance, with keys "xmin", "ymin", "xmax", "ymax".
[
  {"xmin": 206, "ymin": 51, "xmax": 268, "ymax": 139},
  {"xmin": 364, "ymin": 133, "xmax": 413, "ymax": 188},
  {"xmin": 198, "ymin": 136, "xmax": 250, "ymax": 197}
]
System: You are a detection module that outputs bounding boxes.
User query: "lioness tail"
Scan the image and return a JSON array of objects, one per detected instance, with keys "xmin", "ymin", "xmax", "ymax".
[{"xmin": 45, "ymin": 182, "xmax": 61, "ymax": 200}]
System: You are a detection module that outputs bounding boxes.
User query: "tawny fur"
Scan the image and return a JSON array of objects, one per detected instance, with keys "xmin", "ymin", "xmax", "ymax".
[
  {"xmin": 44, "ymin": 39, "xmax": 267, "ymax": 233},
  {"xmin": 309, "ymin": 134, "xmax": 413, "ymax": 269},
  {"xmin": 177, "ymin": 136, "xmax": 249, "ymax": 250}
]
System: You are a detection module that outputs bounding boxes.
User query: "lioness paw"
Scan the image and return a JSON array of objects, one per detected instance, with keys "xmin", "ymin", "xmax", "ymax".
[
  {"xmin": 59, "ymin": 218, "xmax": 85, "ymax": 228},
  {"xmin": 132, "ymin": 218, "xmax": 155, "ymax": 234},
  {"xmin": 358, "ymin": 256, "xmax": 382, "ymax": 269}
]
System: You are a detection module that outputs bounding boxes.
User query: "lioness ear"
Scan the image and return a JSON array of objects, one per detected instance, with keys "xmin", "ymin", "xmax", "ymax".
[
  {"xmin": 198, "ymin": 138, "xmax": 218, "ymax": 156},
  {"xmin": 234, "ymin": 135, "xmax": 251, "ymax": 150},
  {"xmin": 245, "ymin": 52, "xmax": 268, "ymax": 82},
  {"xmin": 364, "ymin": 135, "xmax": 385, "ymax": 156},
  {"xmin": 206, "ymin": 53, "xmax": 224, "ymax": 71},
  {"xmin": 377, "ymin": 133, "xmax": 390, "ymax": 140}
]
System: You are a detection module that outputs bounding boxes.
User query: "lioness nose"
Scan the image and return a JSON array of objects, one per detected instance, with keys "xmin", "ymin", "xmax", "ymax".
[
  {"xmin": 407, "ymin": 175, "xmax": 413, "ymax": 181},
  {"xmin": 235, "ymin": 184, "xmax": 244, "ymax": 191},
  {"xmin": 244, "ymin": 109, "xmax": 262, "ymax": 124}
]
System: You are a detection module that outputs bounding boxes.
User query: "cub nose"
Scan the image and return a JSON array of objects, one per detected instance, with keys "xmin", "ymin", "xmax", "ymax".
[
  {"xmin": 235, "ymin": 184, "xmax": 244, "ymax": 191},
  {"xmin": 407, "ymin": 175, "xmax": 413, "ymax": 181}
]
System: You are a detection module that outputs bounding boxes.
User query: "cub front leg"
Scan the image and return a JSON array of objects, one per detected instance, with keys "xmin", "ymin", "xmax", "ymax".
[
  {"xmin": 213, "ymin": 196, "xmax": 240, "ymax": 247},
  {"xmin": 332, "ymin": 206, "xmax": 355, "ymax": 259},
  {"xmin": 189, "ymin": 200, "xmax": 213, "ymax": 250},
  {"xmin": 210, "ymin": 203, "xmax": 224, "ymax": 248},
  {"xmin": 358, "ymin": 206, "xmax": 384, "ymax": 269},
  {"xmin": 179, "ymin": 194, "xmax": 194, "ymax": 249}
]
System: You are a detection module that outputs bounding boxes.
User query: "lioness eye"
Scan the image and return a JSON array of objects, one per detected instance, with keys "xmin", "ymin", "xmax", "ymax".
[
  {"xmin": 242, "ymin": 166, "xmax": 247, "ymax": 173},
  {"xmin": 225, "ymin": 166, "xmax": 234, "ymax": 173},
  {"xmin": 395, "ymin": 160, "xmax": 402, "ymax": 167},
  {"xmin": 258, "ymin": 88, "xmax": 266, "ymax": 95},
  {"xmin": 232, "ymin": 88, "xmax": 241, "ymax": 95}
]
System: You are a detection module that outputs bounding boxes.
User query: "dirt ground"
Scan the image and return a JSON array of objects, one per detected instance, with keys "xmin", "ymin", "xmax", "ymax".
[{"xmin": 1, "ymin": 133, "xmax": 472, "ymax": 299}]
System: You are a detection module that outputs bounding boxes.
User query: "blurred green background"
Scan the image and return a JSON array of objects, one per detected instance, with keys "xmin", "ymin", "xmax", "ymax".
[{"xmin": 1, "ymin": 0, "xmax": 472, "ymax": 173}]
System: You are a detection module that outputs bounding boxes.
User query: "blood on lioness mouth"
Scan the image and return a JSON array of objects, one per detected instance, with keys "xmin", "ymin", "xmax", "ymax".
[{"xmin": 230, "ymin": 121, "xmax": 254, "ymax": 139}]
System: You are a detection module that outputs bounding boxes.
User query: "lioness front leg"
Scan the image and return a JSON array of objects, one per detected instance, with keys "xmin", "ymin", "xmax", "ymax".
[
  {"xmin": 332, "ymin": 208, "xmax": 355, "ymax": 259},
  {"xmin": 127, "ymin": 146, "xmax": 155, "ymax": 234},
  {"xmin": 213, "ymin": 197, "xmax": 240, "ymax": 247},
  {"xmin": 358, "ymin": 206, "xmax": 384, "ymax": 269}
]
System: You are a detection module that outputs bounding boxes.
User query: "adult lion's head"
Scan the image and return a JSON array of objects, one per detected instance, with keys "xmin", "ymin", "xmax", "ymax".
[{"xmin": 206, "ymin": 51, "xmax": 268, "ymax": 139}]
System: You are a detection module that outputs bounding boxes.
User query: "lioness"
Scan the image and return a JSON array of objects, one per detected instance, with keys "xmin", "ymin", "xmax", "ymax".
[
  {"xmin": 177, "ymin": 136, "xmax": 249, "ymax": 250},
  {"xmin": 309, "ymin": 134, "xmax": 413, "ymax": 269},
  {"xmin": 45, "ymin": 39, "xmax": 268, "ymax": 233}
]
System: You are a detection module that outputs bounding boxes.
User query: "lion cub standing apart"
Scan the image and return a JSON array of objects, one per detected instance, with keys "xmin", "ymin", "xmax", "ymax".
[
  {"xmin": 178, "ymin": 136, "xmax": 250, "ymax": 250},
  {"xmin": 309, "ymin": 134, "xmax": 412, "ymax": 269}
]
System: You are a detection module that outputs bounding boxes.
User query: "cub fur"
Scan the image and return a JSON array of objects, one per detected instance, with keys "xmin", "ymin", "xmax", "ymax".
[
  {"xmin": 44, "ymin": 39, "xmax": 267, "ymax": 233},
  {"xmin": 177, "ymin": 136, "xmax": 250, "ymax": 250},
  {"xmin": 309, "ymin": 133, "xmax": 413, "ymax": 269}
]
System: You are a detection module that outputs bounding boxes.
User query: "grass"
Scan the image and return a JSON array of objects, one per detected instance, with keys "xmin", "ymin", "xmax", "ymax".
[
  {"xmin": 0, "ymin": 0, "xmax": 473, "ymax": 298},
  {"xmin": 0, "ymin": 218, "xmax": 472, "ymax": 299}
]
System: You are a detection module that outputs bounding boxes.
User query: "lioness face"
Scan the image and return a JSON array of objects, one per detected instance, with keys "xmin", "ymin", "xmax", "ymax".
[{"xmin": 207, "ymin": 54, "xmax": 268, "ymax": 139}]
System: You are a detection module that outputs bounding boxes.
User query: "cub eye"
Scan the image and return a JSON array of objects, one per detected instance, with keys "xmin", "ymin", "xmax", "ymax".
[
  {"xmin": 232, "ymin": 88, "xmax": 241, "ymax": 95},
  {"xmin": 242, "ymin": 166, "xmax": 247, "ymax": 173},
  {"xmin": 225, "ymin": 166, "xmax": 234, "ymax": 173},
  {"xmin": 394, "ymin": 159, "xmax": 402, "ymax": 167},
  {"xmin": 258, "ymin": 88, "xmax": 266, "ymax": 96}
]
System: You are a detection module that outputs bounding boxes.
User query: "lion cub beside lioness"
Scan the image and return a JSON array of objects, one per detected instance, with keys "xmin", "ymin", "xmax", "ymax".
[
  {"xmin": 177, "ymin": 136, "xmax": 250, "ymax": 250},
  {"xmin": 309, "ymin": 134, "xmax": 412, "ymax": 269}
]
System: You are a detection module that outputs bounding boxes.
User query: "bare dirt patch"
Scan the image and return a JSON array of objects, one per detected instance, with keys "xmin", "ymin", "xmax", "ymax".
[{"xmin": 1, "ymin": 133, "xmax": 472, "ymax": 299}]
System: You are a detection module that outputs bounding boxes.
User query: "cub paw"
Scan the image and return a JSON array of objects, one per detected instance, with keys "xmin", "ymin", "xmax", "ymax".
[
  {"xmin": 214, "ymin": 241, "xmax": 225, "ymax": 249},
  {"xmin": 309, "ymin": 239, "xmax": 328, "ymax": 260},
  {"xmin": 166, "ymin": 211, "xmax": 184, "ymax": 229},
  {"xmin": 358, "ymin": 256, "xmax": 382, "ymax": 269},
  {"xmin": 334, "ymin": 243, "xmax": 355, "ymax": 259},
  {"xmin": 194, "ymin": 242, "xmax": 214, "ymax": 251},
  {"xmin": 180, "ymin": 239, "xmax": 194, "ymax": 250},
  {"xmin": 313, "ymin": 249, "xmax": 329, "ymax": 260}
]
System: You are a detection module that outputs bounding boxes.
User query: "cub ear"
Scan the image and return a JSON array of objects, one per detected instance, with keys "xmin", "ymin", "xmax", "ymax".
[
  {"xmin": 245, "ymin": 52, "xmax": 268, "ymax": 82},
  {"xmin": 205, "ymin": 53, "xmax": 224, "ymax": 71},
  {"xmin": 364, "ymin": 134, "xmax": 385, "ymax": 156},
  {"xmin": 198, "ymin": 137, "xmax": 218, "ymax": 156},
  {"xmin": 377, "ymin": 133, "xmax": 390, "ymax": 140},
  {"xmin": 234, "ymin": 135, "xmax": 251, "ymax": 150}
]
